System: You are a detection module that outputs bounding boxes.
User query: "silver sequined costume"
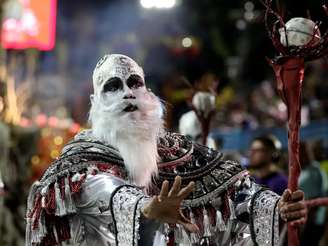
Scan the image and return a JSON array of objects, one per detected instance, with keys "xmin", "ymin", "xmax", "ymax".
[{"xmin": 26, "ymin": 130, "xmax": 280, "ymax": 246}]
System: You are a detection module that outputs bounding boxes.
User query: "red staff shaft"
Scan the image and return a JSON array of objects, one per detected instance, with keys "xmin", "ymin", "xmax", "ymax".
[
  {"xmin": 305, "ymin": 197, "xmax": 328, "ymax": 208},
  {"xmin": 270, "ymin": 57, "xmax": 305, "ymax": 246}
]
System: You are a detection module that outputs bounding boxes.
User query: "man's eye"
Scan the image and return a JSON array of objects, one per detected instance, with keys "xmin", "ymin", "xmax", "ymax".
[
  {"xmin": 127, "ymin": 75, "xmax": 144, "ymax": 89},
  {"xmin": 103, "ymin": 78, "xmax": 122, "ymax": 92}
]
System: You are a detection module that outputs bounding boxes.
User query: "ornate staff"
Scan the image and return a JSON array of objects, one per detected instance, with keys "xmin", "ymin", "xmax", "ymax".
[{"xmin": 263, "ymin": 1, "xmax": 328, "ymax": 245}]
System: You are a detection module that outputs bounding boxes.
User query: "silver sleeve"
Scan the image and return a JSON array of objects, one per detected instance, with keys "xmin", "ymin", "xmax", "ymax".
[
  {"xmin": 71, "ymin": 173, "xmax": 159, "ymax": 246},
  {"xmin": 234, "ymin": 176, "xmax": 281, "ymax": 246}
]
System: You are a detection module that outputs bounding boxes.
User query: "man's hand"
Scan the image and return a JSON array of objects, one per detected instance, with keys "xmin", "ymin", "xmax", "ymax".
[
  {"xmin": 142, "ymin": 176, "xmax": 199, "ymax": 233},
  {"xmin": 278, "ymin": 189, "xmax": 307, "ymax": 226}
]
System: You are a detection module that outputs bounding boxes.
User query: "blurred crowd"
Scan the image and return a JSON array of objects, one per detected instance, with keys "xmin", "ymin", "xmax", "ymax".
[
  {"xmin": 164, "ymin": 60, "xmax": 328, "ymax": 131},
  {"xmin": 246, "ymin": 136, "xmax": 328, "ymax": 246}
]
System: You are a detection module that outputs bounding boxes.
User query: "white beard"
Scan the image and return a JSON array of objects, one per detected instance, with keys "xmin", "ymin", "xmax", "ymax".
[{"xmin": 89, "ymin": 89, "xmax": 164, "ymax": 188}]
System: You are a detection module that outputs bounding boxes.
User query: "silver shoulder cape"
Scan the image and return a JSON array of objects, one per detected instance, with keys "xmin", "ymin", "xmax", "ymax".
[{"xmin": 26, "ymin": 130, "xmax": 281, "ymax": 246}]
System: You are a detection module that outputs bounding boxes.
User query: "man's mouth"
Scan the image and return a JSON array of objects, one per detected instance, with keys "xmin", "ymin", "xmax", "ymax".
[{"xmin": 123, "ymin": 104, "xmax": 138, "ymax": 112}]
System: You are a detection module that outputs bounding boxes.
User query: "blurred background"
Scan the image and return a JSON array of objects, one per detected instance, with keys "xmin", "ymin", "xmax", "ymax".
[{"xmin": 0, "ymin": 0, "xmax": 327, "ymax": 245}]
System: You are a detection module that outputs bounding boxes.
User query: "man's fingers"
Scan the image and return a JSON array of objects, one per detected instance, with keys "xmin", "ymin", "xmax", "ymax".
[
  {"xmin": 290, "ymin": 217, "xmax": 307, "ymax": 227},
  {"xmin": 159, "ymin": 180, "xmax": 169, "ymax": 201},
  {"xmin": 281, "ymin": 202, "xmax": 306, "ymax": 213},
  {"xmin": 281, "ymin": 189, "xmax": 292, "ymax": 203},
  {"xmin": 177, "ymin": 181, "xmax": 195, "ymax": 199},
  {"xmin": 283, "ymin": 209, "xmax": 307, "ymax": 221},
  {"xmin": 291, "ymin": 190, "xmax": 304, "ymax": 202},
  {"xmin": 168, "ymin": 176, "xmax": 181, "ymax": 197},
  {"xmin": 149, "ymin": 195, "xmax": 160, "ymax": 206}
]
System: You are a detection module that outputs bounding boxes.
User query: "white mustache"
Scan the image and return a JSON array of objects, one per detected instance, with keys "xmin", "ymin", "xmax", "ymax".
[
  {"xmin": 101, "ymin": 100, "xmax": 136, "ymax": 113},
  {"xmin": 99, "ymin": 93, "xmax": 161, "ymax": 115}
]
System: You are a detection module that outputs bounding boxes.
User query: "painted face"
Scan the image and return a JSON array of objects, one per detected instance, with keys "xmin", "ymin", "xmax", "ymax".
[
  {"xmin": 93, "ymin": 54, "xmax": 145, "ymax": 95},
  {"xmin": 90, "ymin": 55, "xmax": 163, "ymax": 187},
  {"xmin": 92, "ymin": 54, "xmax": 149, "ymax": 115}
]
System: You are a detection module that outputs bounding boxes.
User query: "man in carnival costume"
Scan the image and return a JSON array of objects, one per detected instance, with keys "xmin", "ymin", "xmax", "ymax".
[{"xmin": 26, "ymin": 54, "xmax": 307, "ymax": 246}]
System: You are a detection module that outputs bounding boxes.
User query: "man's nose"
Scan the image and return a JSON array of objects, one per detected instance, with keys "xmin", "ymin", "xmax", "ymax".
[
  {"xmin": 123, "ymin": 94, "xmax": 136, "ymax": 99},
  {"xmin": 123, "ymin": 87, "xmax": 136, "ymax": 99}
]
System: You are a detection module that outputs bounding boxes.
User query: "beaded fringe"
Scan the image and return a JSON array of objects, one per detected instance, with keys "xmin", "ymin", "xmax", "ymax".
[{"xmin": 26, "ymin": 169, "xmax": 94, "ymax": 246}]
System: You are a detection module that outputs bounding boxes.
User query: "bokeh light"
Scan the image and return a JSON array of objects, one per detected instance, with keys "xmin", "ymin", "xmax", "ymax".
[
  {"xmin": 53, "ymin": 136, "xmax": 63, "ymax": 145},
  {"xmin": 244, "ymin": 1, "xmax": 254, "ymax": 11},
  {"xmin": 31, "ymin": 155, "xmax": 40, "ymax": 166},
  {"xmin": 140, "ymin": 0, "xmax": 153, "ymax": 9},
  {"xmin": 50, "ymin": 149, "xmax": 60, "ymax": 159},
  {"xmin": 182, "ymin": 37, "xmax": 192, "ymax": 48},
  {"xmin": 140, "ymin": 0, "xmax": 176, "ymax": 9}
]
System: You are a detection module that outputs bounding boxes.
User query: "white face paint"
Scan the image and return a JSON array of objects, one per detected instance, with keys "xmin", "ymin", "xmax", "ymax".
[
  {"xmin": 89, "ymin": 54, "xmax": 164, "ymax": 188},
  {"xmin": 92, "ymin": 54, "xmax": 145, "ymax": 97}
]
